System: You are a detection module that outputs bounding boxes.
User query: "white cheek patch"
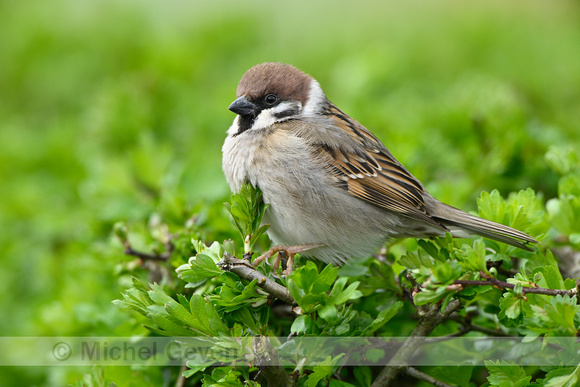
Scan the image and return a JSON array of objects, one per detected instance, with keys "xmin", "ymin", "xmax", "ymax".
[
  {"xmin": 249, "ymin": 101, "xmax": 302, "ymax": 131},
  {"xmin": 303, "ymin": 80, "xmax": 326, "ymax": 116},
  {"xmin": 227, "ymin": 116, "xmax": 241, "ymax": 136}
]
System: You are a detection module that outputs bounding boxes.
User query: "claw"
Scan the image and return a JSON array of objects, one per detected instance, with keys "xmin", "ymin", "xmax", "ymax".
[{"xmin": 252, "ymin": 243, "xmax": 324, "ymax": 275}]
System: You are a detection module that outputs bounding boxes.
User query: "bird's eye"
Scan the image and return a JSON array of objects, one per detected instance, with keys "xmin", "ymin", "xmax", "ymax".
[{"xmin": 264, "ymin": 93, "xmax": 278, "ymax": 105}]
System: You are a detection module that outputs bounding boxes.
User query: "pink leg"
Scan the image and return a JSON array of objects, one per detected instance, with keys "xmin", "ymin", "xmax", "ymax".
[{"xmin": 252, "ymin": 244, "xmax": 324, "ymax": 274}]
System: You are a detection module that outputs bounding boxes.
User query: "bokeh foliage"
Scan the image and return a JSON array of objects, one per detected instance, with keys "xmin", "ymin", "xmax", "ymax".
[{"xmin": 1, "ymin": 0, "xmax": 579, "ymax": 385}]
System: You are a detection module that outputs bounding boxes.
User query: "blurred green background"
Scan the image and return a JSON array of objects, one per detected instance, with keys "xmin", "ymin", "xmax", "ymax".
[{"xmin": 1, "ymin": 0, "xmax": 579, "ymax": 385}]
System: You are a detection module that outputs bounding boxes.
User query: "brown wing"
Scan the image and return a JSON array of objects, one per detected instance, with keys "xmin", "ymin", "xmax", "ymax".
[{"xmin": 312, "ymin": 104, "xmax": 447, "ymax": 229}]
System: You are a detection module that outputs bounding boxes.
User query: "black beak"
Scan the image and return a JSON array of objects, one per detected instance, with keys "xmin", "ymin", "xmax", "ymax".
[{"xmin": 229, "ymin": 96, "xmax": 258, "ymax": 117}]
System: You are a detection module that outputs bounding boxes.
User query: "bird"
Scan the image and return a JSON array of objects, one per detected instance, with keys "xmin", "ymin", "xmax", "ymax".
[{"xmin": 222, "ymin": 62, "xmax": 537, "ymax": 273}]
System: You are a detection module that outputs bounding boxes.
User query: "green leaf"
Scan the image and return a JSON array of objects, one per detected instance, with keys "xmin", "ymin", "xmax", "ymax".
[
  {"xmin": 478, "ymin": 190, "xmax": 507, "ymax": 225},
  {"xmin": 399, "ymin": 249, "xmax": 436, "ymax": 269},
  {"xmin": 146, "ymin": 305, "xmax": 197, "ymax": 336},
  {"xmin": 564, "ymin": 278, "xmax": 577, "ymax": 290},
  {"xmin": 319, "ymin": 304, "xmax": 338, "ymax": 321},
  {"xmin": 499, "ymin": 293, "xmax": 524, "ymax": 321},
  {"xmin": 352, "ymin": 367, "xmax": 373, "ymax": 387},
  {"xmin": 332, "ymin": 281, "xmax": 362, "ymax": 305},
  {"xmin": 291, "ymin": 315, "xmax": 313, "ymax": 334},
  {"xmin": 304, "ymin": 354, "xmax": 345, "ymax": 387},
  {"xmin": 362, "ymin": 301, "xmax": 403, "ymax": 336},
  {"xmin": 417, "ymin": 239, "xmax": 447, "ymax": 262},
  {"xmin": 230, "ymin": 307, "xmax": 259, "ymax": 333},
  {"xmin": 329, "ymin": 277, "xmax": 348, "ymax": 297},
  {"xmin": 189, "ymin": 294, "xmax": 213, "ymax": 335},
  {"xmin": 313, "ymin": 264, "xmax": 339, "ymax": 294},
  {"xmin": 177, "ymin": 252, "xmax": 223, "ymax": 283},
  {"xmin": 430, "ymin": 364, "xmax": 474, "ymax": 387},
  {"xmin": 224, "ymin": 184, "xmax": 270, "ymax": 251},
  {"xmin": 485, "ymin": 360, "xmax": 532, "ymax": 387},
  {"xmin": 545, "ymin": 145, "xmax": 579, "ymax": 175},
  {"xmin": 165, "ymin": 298, "xmax": 207, "ymax": 333},
  {"xmin": 532, "ymin": 266, "xmax": 564, "ymax": 291},
  {"xmin": 432, "ymin": 260, "xmax": 462, "ymax": 284},
  {"xmin": 454, "ymin": 239, "xmax": 488, "ymax": 273},
  {"xmin": 544, "ymin": 365, "xmax": 580, "ymax": 387},
  {"xmin": 414, "ymin": 287, "xmax": 455, "ymax": 306},
  {"xmin": 148, "ymin": 283, "xmax": 177, "ymax": 305}
]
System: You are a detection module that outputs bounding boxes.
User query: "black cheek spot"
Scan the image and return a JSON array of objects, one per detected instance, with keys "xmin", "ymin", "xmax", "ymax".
[{"xmin": 273, "ymin": 106, "xmax": 300, "ymax": 119}]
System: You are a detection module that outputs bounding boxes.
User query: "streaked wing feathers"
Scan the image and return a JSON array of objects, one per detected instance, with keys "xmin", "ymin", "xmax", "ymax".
[{"xmin": 314, "ymin": 104, "xmax": 445, "ymax": 229}]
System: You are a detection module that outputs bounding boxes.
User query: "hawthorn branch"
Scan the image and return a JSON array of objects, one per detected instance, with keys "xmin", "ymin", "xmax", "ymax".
[
  {"xmin": 448, "ymin": 314, "xmax": 511, "ymax": 337},
  {"xmin": 252, "ymin": 335, "xmax": 295, "ymax": 387},
  {"xmin": 219, "ymin": 253, "xmax": 297, "ymax": 306},
  {"xmin": 405, "ymin": 367, "xmax": 453, "ymax": 387},
  {"xmin": 371, "ymin": 299, "xmax": 462, "ymax": 387},
  {"xmin": 453, "ymin": 278, "xmax": 578, "ymax": 297},
  {"xmin": 124, "ymin": 246, "xmax": 170, "ymax": 261}
]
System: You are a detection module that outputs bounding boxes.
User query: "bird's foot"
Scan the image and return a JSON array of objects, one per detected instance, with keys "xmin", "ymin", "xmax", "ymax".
[{"xmin": 253, "ymin": 244, "xmax": 324, "ymax": 275}]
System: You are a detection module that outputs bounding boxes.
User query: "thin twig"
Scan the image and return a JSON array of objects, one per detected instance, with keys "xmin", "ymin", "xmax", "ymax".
[
  {"xmin": 453, "ymin": 278, "xmax": 577, "ymax": 297},
  {"xmin": 371, "ymin": 300, "xmax": 462, "ymax": 387},
  {"xmin": 124, "ymin": 246, "xmax": 170, "ymax": 261},
  {"xmin": 447, "ymin": 314, "xmax": 511, "ymax": 337},
  {"xmin": 219, "ymin": 253, "xmax": 297, "ymax": 306},
  {"xmin": 405, "ymin": 367, "xmax": 454, "ymax": 387},
  {"xmin": 175, "ymin": 364, "xmax": 187, "ymax": 387}
]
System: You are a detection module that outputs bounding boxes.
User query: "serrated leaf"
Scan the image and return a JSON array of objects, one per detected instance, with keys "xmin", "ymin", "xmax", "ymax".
[
  {"xmin": 478, "ymin": 190, "xmax": 507, "ymax": 224},
  {"xmin": 189, "ymin": 295, "xmax": 213, "ymax": 334},
  {"xmin": 432, "ymin": 260, "xmax": 462, "ymax": 284},
  {"xmin": 485, "ymin": 360, "xmax": 531, "ymax": 386},
  {"xmin": 165, "ymin": 300, "xmax": 207, "ymax": 334},
  {"xmin": 532, "ymin": 266, "xmax": 564, "ymax": 291},
  {"xmin": 499, "ymin": 293, "xmax": 523, "ymax": 321},
  {"xmin": 177, "ymin": 253, "xmax": 222, "ymax": 283},
  {"xmin": 148, "ymin": 283, "xmax": 176, "ymax": 305},
  {"xmin": 544, "ymin": 365, "xmax": 580, "ymax": 387},
  {"xmin": 146, "ymin": 307, "xmax": 196, "ymax": 336},
  {"xmin": 177, "ymin": 294, "xmax": 190, "ymax": 311},
  {"xmin": 131, "ymin": 277, "xmax": 149, "ymax": 293},
  {"xmin": 399, "ymin": 249, "xmax": 436, "ymax": 269}
]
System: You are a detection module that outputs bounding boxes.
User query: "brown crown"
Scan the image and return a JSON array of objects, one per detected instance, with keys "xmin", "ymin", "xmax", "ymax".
[{"xmin": 236, "ymin": 62, "xmax": 313, "ymax": 107}]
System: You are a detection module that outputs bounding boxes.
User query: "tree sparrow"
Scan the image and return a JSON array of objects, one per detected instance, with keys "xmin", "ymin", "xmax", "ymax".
[{"xmin": 222, "ymin": 62, "xmax": 537, "ymax": 271}]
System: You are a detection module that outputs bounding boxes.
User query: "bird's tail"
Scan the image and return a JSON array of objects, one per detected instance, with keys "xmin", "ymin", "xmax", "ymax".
[{"xmin": 433, "ymin": 203, "xmax": 538, "ymax": 251}]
